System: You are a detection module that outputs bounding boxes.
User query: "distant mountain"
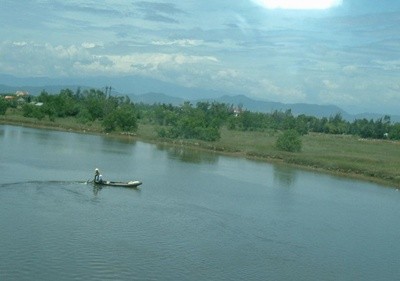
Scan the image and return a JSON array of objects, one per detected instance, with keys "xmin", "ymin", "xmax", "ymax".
[
  {"xmin": 1, "ymin": 73, "xmax": 399, "ymax": 122},
  {"xmin": 132, "ymin": 92, "xmax": 184, "ymax": 105},
  {"xmin": 131, "ymin": 93, "xmax": 400, "ymax": 123},
  {"xmin": 212, "ymin": 95, "xmax": 400, "ymax": 122},
  {"xmin": 0, "ymin": 84, "xmax": 85, "ymax": 95},
  {"xmin": 0, "ymin": 73, "xmax": 223, "ymax": 100},
  {"xmin": 353, "ymin": 112, "xmax": 395, "ymax": 122},
  {"xmin": 212, "ymin": 95, "xmax": 348, "ymax": 119}
]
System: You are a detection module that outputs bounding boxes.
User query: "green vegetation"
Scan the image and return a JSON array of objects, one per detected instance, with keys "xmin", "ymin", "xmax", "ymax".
[
  {"xmin": 0, "ymin": 97, "xmax": 8, "ymax": 115},
  {"xmin": 151, "ymin": 101, "xmax": 223, "ymax": 141},
  {"xmin": 276, "ymin": 130, "xmax": 302, "ymax": 152},
  {"xmin": 2, "ymin": 88, "xmax": 400, "ymax": 187},
  {"xmin": 16, "ymin": 89, "xmax": 138, "ymax": 133},
  {"xmin": 2, "ymin": 89, "xmax": 399, "ymax": 140}
]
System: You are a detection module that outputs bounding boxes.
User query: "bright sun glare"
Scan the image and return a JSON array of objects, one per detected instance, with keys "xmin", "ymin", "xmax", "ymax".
[{"xmin": 253, "ymin": 0, "xmax": 343, "ymax": 10}]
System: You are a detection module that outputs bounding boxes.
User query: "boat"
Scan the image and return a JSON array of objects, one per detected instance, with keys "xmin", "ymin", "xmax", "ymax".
[{"xmin": 94, "ymin": 180, "xmax": 142, "ymax": 188}]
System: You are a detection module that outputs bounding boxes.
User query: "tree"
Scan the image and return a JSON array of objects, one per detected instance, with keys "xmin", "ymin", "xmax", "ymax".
[
  {"xmin": 102, "ymin": 105, "xmax": 138, "ymax": 132},
  {"xmin": 153, "ymin": 104, "xmax": 178, "ymax": 126},
  {"xmin": 276, "ymin": 129, "xmax": 302, "ymax": 152},
  {"xmin": 83, "ymin": 89, "xmax": 108, "ymax": 120},
  {"xmin": 389, "ymin": 123, "xmax": 400, "ymax": 140},
  {"xmin": 22, "ymin": 103, "xmax": 45, "ymax": 120},
  {"xmin": 158, "ymin": 102, "xmax": 221, "ymax": 141},
  {"xmin": 0, "ymin": 97, "xmax": 8, "ymax": 115},
  {"xmin": 324, "ymin": 113, "xmax": 349, "ymax": 134},
  {"xmin": 57, "ymin": 88, "xmax": 80, "ymax": 117}
]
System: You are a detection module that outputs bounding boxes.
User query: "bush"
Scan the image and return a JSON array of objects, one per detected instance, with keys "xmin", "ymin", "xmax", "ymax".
[
  {"xmin": 0, "ymin": 98, "xmax": 8, "ymax": 115},
  {"xmin": 102, "ymin": 105, "xmax": 138, "ymax": 132},
  {"xmin": 276, "ymin": 129, "xmax": 302, "ymax": 152},
  {"xmin": 22, "ymin": 104, "xmax": 45, "ymax": 120}
]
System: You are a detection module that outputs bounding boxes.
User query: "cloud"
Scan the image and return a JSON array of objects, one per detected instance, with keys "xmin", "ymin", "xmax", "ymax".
[
  {"xmin": 42, "ymin": 0, "xmax": 136, "ymax": 18},
  {"xmin": 322, "ymin": 79, "xmax": 339, "ymax": 90},
  {"xmin": 81, "ymin": 42, "xmax": 100, "ymax": 49},
  {"xmin": 252, "ymin": 0, "xmax": 343, "ymax": 10},
  {"xmin": 342, "ymin": 65, "xmax": 359, "ymax": 75},
  {"xmin": 252, "ymin": 79, "xmax": 307, "ymax": 102},
  {"xmin": 151, "ymin": 39, "xmax": 204, "ymax": 47},
  {"xmin": 373, "ymin": 59, "xmax": 400, "ymax": 71},
  {"xmin": 2, "ymin": 40, "xmax": 220, "ymax": 86},
  {"xmin": 135, "ymin": 1, "xmax": 183, "ymax": 23},
  {"xmin": 125, "ymin": 53, "xmax": 220, "ymax": 88},
  {"xmin": 142, "ymin": 13, "xmax": 178, "ymax": 24},
  {"xmin": 135, "ymin": 1, "xmax": 184, "ymax": 14},
  {"xmin": 0, "ymin": 41, "xmax": 90, "ymax": 76},
  {"xmin": 1, "ymin": 1, "xmax": 400, "ymax": 115},
  {"xmin": 12, "ymin": 41, "xmax": 28, "ymax": 47}
]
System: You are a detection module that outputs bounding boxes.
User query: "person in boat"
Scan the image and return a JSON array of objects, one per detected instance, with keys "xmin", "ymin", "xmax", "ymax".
[{"xmin": 94, "ymin": 168, "xmax": 103, "ymax": 183}]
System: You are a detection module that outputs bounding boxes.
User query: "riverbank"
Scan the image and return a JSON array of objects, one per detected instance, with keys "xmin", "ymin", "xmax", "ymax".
[{"xmin": 2, "ymin": 113, "xmax": 400, "ymax": 188}]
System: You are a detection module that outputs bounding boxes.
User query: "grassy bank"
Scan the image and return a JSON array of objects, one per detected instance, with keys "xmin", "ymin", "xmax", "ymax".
[
  {"xmin": 185, "ymin": 127, "xmax": 400, "ymax": 187},
  {"xmin": 2, "ymin": 112, "xmax": 400, "ymax": 188}
]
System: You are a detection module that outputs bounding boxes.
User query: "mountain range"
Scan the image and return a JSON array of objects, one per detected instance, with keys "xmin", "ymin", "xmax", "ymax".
[
  {"xmin": 1, "ymin": 74, "xmax": 399, "ymax": 122},
  {"xmin": 133, "ymin": 92, "xmax": 400, "ymax": 122}
]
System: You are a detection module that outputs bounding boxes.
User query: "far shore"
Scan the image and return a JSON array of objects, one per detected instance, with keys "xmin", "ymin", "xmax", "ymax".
[{"xmin": 2, "ymin": 115, "xmax": 400, "ymax": 189}]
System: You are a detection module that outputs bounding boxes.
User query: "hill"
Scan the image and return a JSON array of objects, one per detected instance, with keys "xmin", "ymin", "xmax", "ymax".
[
  {"xmin": 129, "ymin": 92, "xmax": 400, "ymax": 122},
  {"xmin": 1, "ymin": 73, "xmax": 399, "ymax": 122}
]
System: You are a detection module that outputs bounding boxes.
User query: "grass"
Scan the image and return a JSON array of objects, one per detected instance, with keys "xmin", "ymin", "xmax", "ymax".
[
  {"xmin": 220, "ymin": 129, "xmax": 400, "ymax": 187},
  {"xmin": 2, "ymin": 111, "xmax": 400, "ymax": 188},
  {"xmin": 0, "ymin": 108, "xmax": 103, "ymax": 133},
  {"xmin": 300, "ymin": 133, "xmax": 400, "ymax": 183}
]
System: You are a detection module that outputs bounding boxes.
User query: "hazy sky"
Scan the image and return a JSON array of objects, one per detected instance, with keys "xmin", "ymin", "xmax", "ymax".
[{"xmin": 1, "ymin": 0, "xmax": 399, "ymax": 114}]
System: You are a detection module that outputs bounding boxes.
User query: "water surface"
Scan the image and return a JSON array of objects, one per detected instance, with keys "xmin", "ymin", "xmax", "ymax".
[{"xmin": 1, "ymin": 125, "xmax": 399, "ymax": 280}]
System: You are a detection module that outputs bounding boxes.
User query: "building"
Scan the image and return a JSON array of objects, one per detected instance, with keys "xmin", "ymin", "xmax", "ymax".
[{"xmin": 16, "ymin": 91, "xmax": 29, "ymax": 97}]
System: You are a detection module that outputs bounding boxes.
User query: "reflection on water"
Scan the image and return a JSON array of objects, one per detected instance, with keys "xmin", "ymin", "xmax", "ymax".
[
  {"xmin": 100, "ymin": 137, "xmax": 137, "ymax": 154},
  {"xmin": 101, "ymin": 134, "xmax": 137, "ymax": 145},
  {"xmin": 157, "ymin": 143, "xmax": 218, "ymax": 164},
  {"xmin": 92, "ymin": 185, "xmax": 102, "ymax": 196},
  {"xmin": 273, "ymin": 165, "xmax": 297, "ymax": 187},
  {"xmin": 91, "ymin": 184, "xmax": 141, "ymax": 196},
  {"xmin": 22, "ymin": 128, "xmax": 62, "ymax": 142}
]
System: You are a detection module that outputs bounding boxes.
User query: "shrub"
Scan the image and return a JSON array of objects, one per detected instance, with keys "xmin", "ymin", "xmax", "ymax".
[
  {"xmin": 0, "ymin": 98, "xmax": 8, "ymax": 115},
  {"xmin": 102, "ymin": 105, "xmax": 138, "ymax": 132},
  {"xmin": 276, "ymin": 129, "xmax": 302, "ymax": 152},
  {"xmin": 22, "ymin": 104, "xmax": 45, "ymax": 120}
]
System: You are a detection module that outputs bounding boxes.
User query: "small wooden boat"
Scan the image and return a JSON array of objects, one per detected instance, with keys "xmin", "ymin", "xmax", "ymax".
[{"xmin": 94, "ymin": 180, "xmax": 142, "ymax": 188}]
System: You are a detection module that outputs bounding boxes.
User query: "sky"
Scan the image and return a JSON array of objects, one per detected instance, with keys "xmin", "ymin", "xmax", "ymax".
[{"xmin": 0, "ymin": 0, "xmax": 400, "ymax": 114}]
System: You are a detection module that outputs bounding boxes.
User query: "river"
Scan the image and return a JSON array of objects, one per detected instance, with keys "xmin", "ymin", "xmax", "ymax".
[{"xmin": 0, "ymin": 125, "xmax": 399, "ymax": 280}]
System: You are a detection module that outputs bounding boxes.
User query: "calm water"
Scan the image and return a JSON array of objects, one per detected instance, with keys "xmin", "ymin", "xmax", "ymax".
[{"xmin": 1, "ymin": 125, "xmax": 399, "ymax": 281}]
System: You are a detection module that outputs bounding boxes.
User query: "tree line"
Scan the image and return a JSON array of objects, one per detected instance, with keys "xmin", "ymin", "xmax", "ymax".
[
  {"xmin": 1, "ymin": 89, "xmax": 138, "ymax": 132},
  {"xmin": 2, "ymin": 88, "xmax": 400, "ymax": 142}
]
